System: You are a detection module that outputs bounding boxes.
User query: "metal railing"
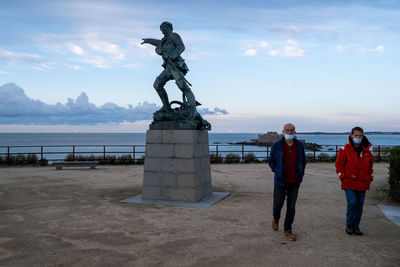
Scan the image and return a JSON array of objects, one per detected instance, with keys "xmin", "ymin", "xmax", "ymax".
[
  {"xmin": 0, "ymin": 144, "xmax": 395, "ymax": 166},
  {"xmin": 0, "ymin": 145, "xmax": 146, "ymax": 165}
]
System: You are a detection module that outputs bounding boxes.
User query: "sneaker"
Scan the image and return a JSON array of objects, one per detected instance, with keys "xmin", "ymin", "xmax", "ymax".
[
  {"xmin": 272, "ymin": 218, "xmax": 279, "ymax": 231},
  {"xmin": 345, "ymin": 225, "xmax": 353, "ymax": 235},
  {"xmin": 353, "ymin": 228, "xmax": 363, "ymax": 236},
  {"xmin": 284, "ymin": 230, "xmax": 296, "ymax": 241}
]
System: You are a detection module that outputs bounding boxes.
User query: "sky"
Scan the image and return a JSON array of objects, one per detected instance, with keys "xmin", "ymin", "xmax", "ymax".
[{"xmin": 1, "ymin": 0, "xmax": 400, "ymax": 133}]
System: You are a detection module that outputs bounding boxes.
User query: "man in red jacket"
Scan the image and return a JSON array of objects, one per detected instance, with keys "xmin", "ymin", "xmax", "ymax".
[{"xmin": 335, "ymin": 126, "xmax": 374, "ymax": 235}]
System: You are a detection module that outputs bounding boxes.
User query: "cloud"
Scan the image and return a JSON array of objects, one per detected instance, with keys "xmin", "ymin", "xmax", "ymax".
[
  {"xmin": 335, "ymin": 43, "xmax": 385, "ymax": 54},
  {"xmin": 360, "ymin": 45, "xmax": 385, "ymax": 54},
  {"xmin": 0, "ymin": 50, "xmax": 52, "ymax": 69},
  {"xmin": 68, "ymin": 43, "xmax": 84, "ymax": 55},
  {"xmin": 0, "ymin": 83, "xmax": 228, "ymax": 125},
  {"xmin": 244, "ymin": 49, "xmax": 257, "ymax": 56},
  {"xmin": 198, "ymin": 107, "xmax": 229, "ymax": 115},
  {"xmin": 244, "ymin": 39, "xmax": 305, "ymax": 58},
  {"xmin": 268, "ymin": 24, "xmax": 302, "ymax": 37},
  {"xmin": 243, "ymin": 40, "xmax": 271, "ymax": 57}
]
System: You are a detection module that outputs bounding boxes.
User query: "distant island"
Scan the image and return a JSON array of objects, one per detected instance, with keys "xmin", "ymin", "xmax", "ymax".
[{"xmin": 232, "ymin": 131, "xmax": 322, "ymax": 150}]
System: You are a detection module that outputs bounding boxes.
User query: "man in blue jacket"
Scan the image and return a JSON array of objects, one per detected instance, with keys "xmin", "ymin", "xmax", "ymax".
[{"xmin": 269, "ymin": 123, "xmax": 306, "ymax": 241}]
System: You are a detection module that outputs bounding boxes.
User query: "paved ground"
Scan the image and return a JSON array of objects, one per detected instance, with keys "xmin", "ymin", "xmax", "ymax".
[{"xmin": 0, "ymin": 163, "xmax": 399, "ymax": 266}]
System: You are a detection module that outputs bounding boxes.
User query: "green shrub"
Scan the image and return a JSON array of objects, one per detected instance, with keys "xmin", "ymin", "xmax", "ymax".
[
  {"xmin": 224, "ymin": 153, "xmax": 240, "ymax": 163},
  {"xmin": 210, "ymin": 153, "xmax": 223, "ymax": 164},
  {"xmin": 12, "ymin": 154, "xmax": 25, "ymax": 165},
  {"xmin": 26, "ymin": 154, "xmax": 38, "ymax": 164},
  {"xmin": 244, "ymin": 152, "xmax": 258, "ymax": 163},
  {"xmin": 87, "ymin": 154, "xmax": 97, "ymax": 161},
  {"xmin": 388, "ymin": 146, "xmax": 400, "ymax": 202},
  {"xmin": 306, "ymin": 153, "xmax": 316, "ymax": 162},
  {"xmin": 40, "ymin": 158, "xmax": 48, "ymax": 166},
  {"xmin": 65, "ymin": 153, "xmax": 74, "ymax": 161},
  {"xmin": 317, "ymin": 153, "xmax": 331, "ymax": 162},
  {"xmin": 118, "ymin": 154, "xmax": 132, "ymax": 164},
  {"xmin": 135, "ymin": 155, "xmax": 145, "ymax": 164}
]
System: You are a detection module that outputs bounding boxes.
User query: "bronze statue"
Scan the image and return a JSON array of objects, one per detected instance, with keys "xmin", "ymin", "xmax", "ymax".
[{"xmin": 142, "ymin": 22, "xmax": 210, "ymax": 130}]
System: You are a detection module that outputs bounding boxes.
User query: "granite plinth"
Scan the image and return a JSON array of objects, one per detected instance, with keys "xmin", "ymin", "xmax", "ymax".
[{"xmin": 142, "ymin": 129, "xmax": 212, "ymax": 203}]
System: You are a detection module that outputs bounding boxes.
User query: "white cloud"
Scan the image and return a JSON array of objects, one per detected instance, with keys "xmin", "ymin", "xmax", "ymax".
[
  {"xmin": 82, "ymin": 57, "xmax": 110, "ymax": 69},
  {"xmin": 0, "ymin": 83, "xmax": 228, "ymax": 125},
  {"xmin": 336, "ymin": 45, "xmax": 345, "ymax": 53},
  {"xmin": 68, "ymin": 43, "xmax": 84, "ymax": 55},
  {"xmin": 336, "ymin": 44, "xmax": 385, "ymax": 54},
  {"xmin": 376, "ymin": 45, "xmax": 384, "ymax": 52},
  {"xmin": 360, "ymin": 45, "xmax": 385, "ymax": 53},
  {"xmin": 267, "ymin": 42, "xmax": 304, "ymax": 58},
  {"xmin": 268, "ymin": 50, "xmax": 280, "ymax": 56},
  {"xmin": 282, "ymin": 46, "xmax": 304, "ymax": 57},
  {"xmin": 243, "ymin": 39, "xmax": 305, "ymax": 58},
  {"xmin": 0, "ymin": 50, "xmax": 43, "ymax": 65},
  {"xmin": 268, "ymin": 24, "xmax": 302, "ymax": 37},
  {"xmin": 85, "ymin": 35, "xmax": 125, "ymax": 60},
  {"xmin": 244, "ymin": 49, "xmax": 257, "ymax": 56}
]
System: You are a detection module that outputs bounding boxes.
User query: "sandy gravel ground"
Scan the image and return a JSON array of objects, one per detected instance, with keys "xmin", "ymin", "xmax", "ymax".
[{"xmin": 0, "ymin": 163, "xmax": 399, "ymax": 267}]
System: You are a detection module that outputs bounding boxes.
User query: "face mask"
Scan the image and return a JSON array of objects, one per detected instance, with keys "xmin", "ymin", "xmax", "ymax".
[
  {"xmin": 353, "ymin": 137, "xmax": 362, "ymax": 144},
  {"xmin": 284, "ymin": 134, "xmax": 294, "ymax": 141}
]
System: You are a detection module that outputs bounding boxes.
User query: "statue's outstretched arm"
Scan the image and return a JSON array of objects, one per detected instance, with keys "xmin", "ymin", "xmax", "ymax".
[{"xmin": 141, "ymin": 38, "xmax": 161, "ymax": 46}]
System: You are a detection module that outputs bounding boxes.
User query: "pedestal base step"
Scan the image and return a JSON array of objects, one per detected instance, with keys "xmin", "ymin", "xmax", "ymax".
[{"xmin": 120, "ymin": 192, "xmax": 230, "ymax": 208}]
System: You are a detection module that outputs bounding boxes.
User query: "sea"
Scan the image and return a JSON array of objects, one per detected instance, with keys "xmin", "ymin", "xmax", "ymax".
[{"xmin": 1, "ymin": 133, "xmax": 399, "ymax": 162}]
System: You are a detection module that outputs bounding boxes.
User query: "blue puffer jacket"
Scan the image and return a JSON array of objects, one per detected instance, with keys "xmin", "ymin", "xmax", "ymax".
[{"xmin": 269, "ymin": 137, "xmax": 306, "ymax": 187}]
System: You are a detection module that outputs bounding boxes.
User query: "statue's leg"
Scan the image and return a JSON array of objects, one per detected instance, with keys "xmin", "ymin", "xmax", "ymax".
[
  {"xmin": 153, "ymin": 70, "xmax": 173, "ymax": 111},
  {"xmin": 175, "ymin": 78, "xmax": 196, "ymax": 120},
  {"xmin": 176, "ymin": 78, "xmax": 196, "ymax": 108}
]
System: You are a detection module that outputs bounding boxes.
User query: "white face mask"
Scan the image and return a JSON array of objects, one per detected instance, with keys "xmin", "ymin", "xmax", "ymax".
[
  {"xmin": 353, "ymin": 137, "xmax": 362, "ymax": 144},
  {"xmin": 284, "ymin": 134, "xmax": 294, "ymax": 141}
]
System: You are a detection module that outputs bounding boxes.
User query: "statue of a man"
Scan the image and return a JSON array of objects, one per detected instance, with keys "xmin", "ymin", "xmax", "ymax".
[{"xmin": 141, "ymin": 21, "xmax": 196, "ymax": 115}]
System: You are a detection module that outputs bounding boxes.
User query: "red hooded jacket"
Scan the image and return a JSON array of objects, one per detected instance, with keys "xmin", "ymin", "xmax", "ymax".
[{"xmin": 335, "ymin": 136, "xmax": 374, "ymax": 191}]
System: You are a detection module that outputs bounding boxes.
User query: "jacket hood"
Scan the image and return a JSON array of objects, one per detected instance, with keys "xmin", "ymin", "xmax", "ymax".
[{"xmin": 348, "ymin": 135, "xmax": 372, "ymax": 150}]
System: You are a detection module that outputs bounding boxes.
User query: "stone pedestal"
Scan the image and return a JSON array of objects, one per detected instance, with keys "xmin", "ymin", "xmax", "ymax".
[{"xmin": 142, "ymin": 129, "xmax": 212, "ymax": 203}]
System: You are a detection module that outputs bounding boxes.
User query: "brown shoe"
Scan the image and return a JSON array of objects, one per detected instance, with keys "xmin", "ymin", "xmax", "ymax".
[
  {"xmin": 284, "ymin": 230, "xmax": 296, "ymax": 241},
  {"xmin": 272, "ymin": 218, "xmax": 279, "ymax": 231}
]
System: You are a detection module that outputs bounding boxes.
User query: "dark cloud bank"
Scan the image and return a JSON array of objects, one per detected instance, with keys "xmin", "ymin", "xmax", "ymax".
[{"xmin": 0, "ymin": 83, "xmax": 228, "ymax": 125}]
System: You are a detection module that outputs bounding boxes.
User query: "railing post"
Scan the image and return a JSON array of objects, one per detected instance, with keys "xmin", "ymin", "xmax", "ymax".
[
  {"xmin": 267, "ymin": 146, "xmax": 269, "ymax": 161},
  {"xmin": 216, "ymin": 145, "xmax": 219, "ymax": 162},
  {"xmin": 313, "ymin": 144, "xmax": 316, "ymax": 161},
  {"xmin": 7, "ymin": 146, "xmax": 10, "ymax": 166},
  {"xmin": 103, "ymin": 146, "xmax": 106, "ymax": 162},
  {"xmin": 132, "ymin": 145, "xmax": 135, "ymax": 164},
  {"xmin": 378, "ymin": 145, "xmax": 381, "ymax": 160},
  {"xmin": 335, "ymin": 145, "xmax": 338, "ymax": 159},
  {"xmin": 41, "ymin": 146, "xmax": 44, "ymax": 161},
  {"xmin": 72, "ymin": 146, "xmax": 75, "ymax": 161},
  {"xmin": 241, "ymin": 144, "xmax": 244, "ymax": 162}
]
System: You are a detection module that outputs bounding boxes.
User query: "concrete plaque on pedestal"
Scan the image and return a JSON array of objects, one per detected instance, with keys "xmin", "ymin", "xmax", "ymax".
[{"xmin": 142, "ymin": 128, "xmax": 212, "ymax": 203}]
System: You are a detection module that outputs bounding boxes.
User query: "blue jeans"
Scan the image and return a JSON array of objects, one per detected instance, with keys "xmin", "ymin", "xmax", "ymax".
[
  {"xmin": 273, "ymin": 183, "xmax": 300, "ymax": 231},
  {"xmin": 344, "ymin": 189, "xmax": 366, "ymax": 229}
]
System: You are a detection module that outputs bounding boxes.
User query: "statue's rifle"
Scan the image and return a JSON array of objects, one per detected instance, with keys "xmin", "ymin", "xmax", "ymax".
[{"xmin": 165, "ymin": 58, "xmax": 192, "ymax": 87}]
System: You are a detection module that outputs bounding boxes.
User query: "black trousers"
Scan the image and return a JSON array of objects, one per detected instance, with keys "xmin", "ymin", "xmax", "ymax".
[{"xmin": 273, "ymin": 183, "xmax": 300, "ymax": 231}]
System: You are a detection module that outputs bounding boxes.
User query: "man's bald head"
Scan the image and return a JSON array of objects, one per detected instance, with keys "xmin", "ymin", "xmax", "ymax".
[{"xmin": 283, "ymin": 123, "xmax": 296, "ymax": 134}]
